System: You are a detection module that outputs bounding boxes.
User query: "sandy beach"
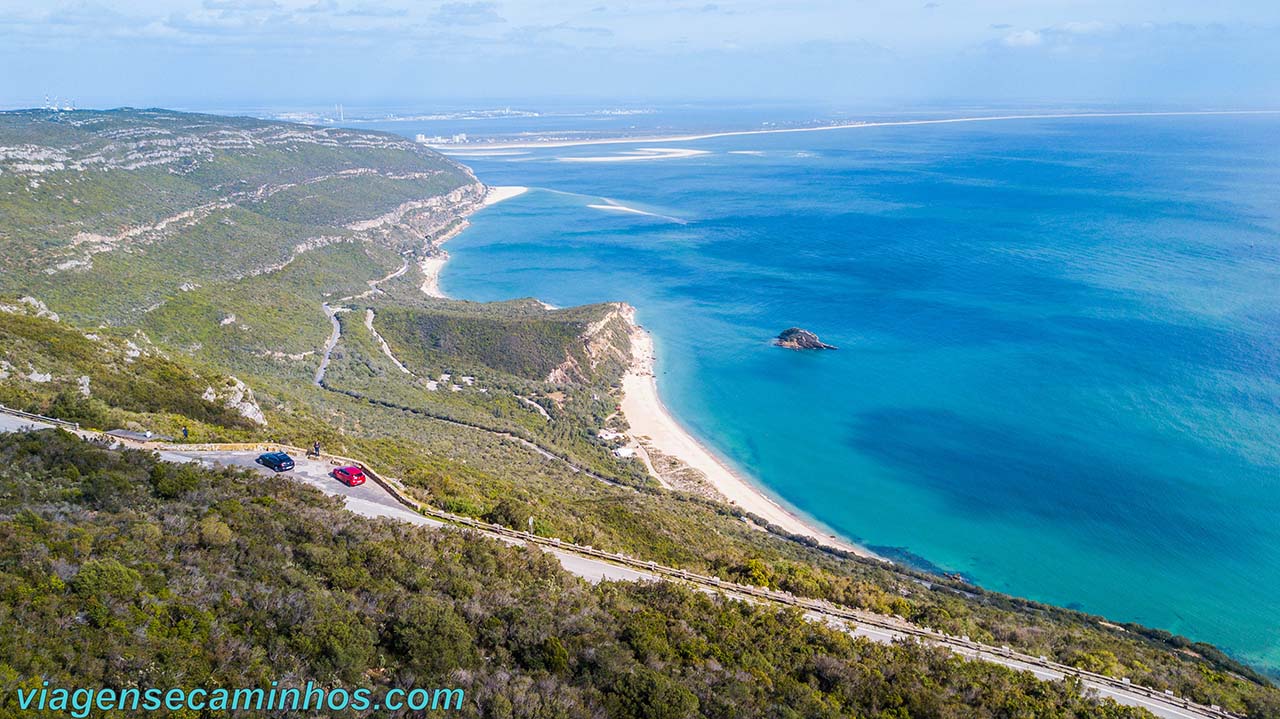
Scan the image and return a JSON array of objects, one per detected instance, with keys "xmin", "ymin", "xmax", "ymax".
[
  {"xmin": 420, "ymin": 185, "xmax": 528, "ymax": 297},
  {"xmin": 482, "ymin": 185, "xmax": 528, "ymax": 206},
  {"xmin": 619, "ymin": 313, "xmax": 877, "ymax": 559},
  {"xmin": 419, "ymin": 255, "xmax": 450, "ymax": 298},
  {"xmin": 424, "ymin": 182, "xmax": 874, "ymax": 559}
]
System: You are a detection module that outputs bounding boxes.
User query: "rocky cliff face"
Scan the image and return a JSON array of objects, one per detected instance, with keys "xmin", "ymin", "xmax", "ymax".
[
  {"xmin": 545, "ymin": 303, "xmax": 634, "ymax": 385},
  {"xmin": 774, "ymin": 327, "xmax": 837, "ymax": 350}
]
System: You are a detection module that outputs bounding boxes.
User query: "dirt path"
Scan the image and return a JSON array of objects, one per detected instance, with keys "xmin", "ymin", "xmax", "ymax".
[{"xmin": 313, "ymin": 258, "xmax": 409, "ymax": 386}]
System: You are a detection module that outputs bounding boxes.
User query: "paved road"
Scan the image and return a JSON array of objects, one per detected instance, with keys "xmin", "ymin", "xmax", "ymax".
[
  {"xmin": 313, "ymin": 304, "xmax": 347, "ymax": 386},
  {"xmin": 314, "ymin": 258, "xmax": 408, "ymax": 387},
  {"xmin": 0, "ymin": 417, "xmax": 1233, "ymax": 719},
  {"xmin": 175, "ymin": 451, "xmax": 425, "ymax": 519},
  {"xmin": 171, "ymin": 449, "xmax": 661, "ymax": 585},
  {"xmin": 0, "ymin": 423, "xmax": 650, "ymax": 587},
  {"xmin": 800, "ymin": 611, "xmax": 1217, "ymax": 719},
  {"xmin": 0, "ymin": 413, "xmax": 54, "ymax": 433},
  {"xmin": 170, "ymin": 450, "xmax": 1228, "ymax": 719}
]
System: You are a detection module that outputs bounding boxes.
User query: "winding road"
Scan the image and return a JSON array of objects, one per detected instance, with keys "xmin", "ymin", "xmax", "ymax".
[
  {"xmin": 314, "ymin": 257, "xmax": 409, "ymax": 386},
  {"xmin": 0, "ymin": 407, "xmax": 1241, "ymax": 719},
  {"xmin": 305, "ymin": 261, "xmax": 641, "ymax": 493}
]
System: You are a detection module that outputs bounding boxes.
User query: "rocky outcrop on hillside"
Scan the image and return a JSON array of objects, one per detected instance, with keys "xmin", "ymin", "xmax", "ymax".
[
  {"xmin": 356, "ymin": 180, "xmax": 488, "ymax": 255},
  {"xmin": 202, "ymin": 377, "xmax": 267, "ymax": 426},
  {"xmin": 0, "ymin": 296, "xmax": 60, "ymax": 322},
  {"xmin": 546, "ymin": 303, "xmax": 634, "ymax": 385}
]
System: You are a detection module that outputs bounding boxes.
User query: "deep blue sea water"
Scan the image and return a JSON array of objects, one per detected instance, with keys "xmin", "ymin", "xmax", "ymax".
[{"xmin": 386, "ymin": 116, "xmax": 1280, "ymax": 670}]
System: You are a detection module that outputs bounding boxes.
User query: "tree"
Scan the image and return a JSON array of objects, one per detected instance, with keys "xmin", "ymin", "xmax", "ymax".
[
  {"xmin": 387, "ymin": 596, "xmax": 479, "ymax": 678},
  {"xmin": 605, "ymin": 668, "xmax": 699, "ymax": 719}
]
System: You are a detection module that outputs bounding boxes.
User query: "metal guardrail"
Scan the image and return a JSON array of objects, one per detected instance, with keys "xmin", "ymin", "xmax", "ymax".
[
  {"xmin": 0, "ymin": 404, "xmax": 79, "ymax": 429},
  {"xmin": 1, "ymin": 408, "xmax": 1243, "ymax": 719},
  {"xmin": 283, "ymin": 449, "xmax": 1238, "ymax": 719}
]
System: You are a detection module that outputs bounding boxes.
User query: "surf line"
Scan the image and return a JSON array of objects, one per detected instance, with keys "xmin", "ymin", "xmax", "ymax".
[
  {"xmin": 585, "ymin": 198, "xmax": 688, "ymax": 224},
  {"xmin": 529, "ymin": 187, "xmax": 689, "ymax": 225}
]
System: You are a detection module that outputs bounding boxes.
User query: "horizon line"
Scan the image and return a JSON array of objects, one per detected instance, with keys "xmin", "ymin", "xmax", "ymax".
[{"xmin": 428, "ymin": 109, "xmax": 1280, "ymax": 151}]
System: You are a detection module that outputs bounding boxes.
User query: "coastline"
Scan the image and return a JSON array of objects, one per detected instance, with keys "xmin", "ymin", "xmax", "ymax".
[
  {"xmin": 481, "ymin": 185, "xmax": 530, "ymax": 206},
  {"xmin": 429, "ymin": 110, "xmax": 1280, "ymax": 151},
  {"xmin": 419, "ymin": 186, "xmax": 875, "ymax": 559},
  {"xmin": 419, "ymin": 185, "xmax": 527, "ymax": 298},
  {"xmin": 618, "ymin": 309, "xmax": 877, "ymax": 559}
]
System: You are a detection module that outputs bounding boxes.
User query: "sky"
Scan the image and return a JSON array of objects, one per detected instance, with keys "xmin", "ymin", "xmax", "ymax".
[{"xmin": 1, "ymin": 0, "xmax": 1278, "ymax": 109}]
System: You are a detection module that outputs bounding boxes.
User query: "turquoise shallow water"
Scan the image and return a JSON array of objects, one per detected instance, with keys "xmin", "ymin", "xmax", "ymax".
[{"xmin": 417, "ymin": 117, "xmax": 1280, "ymax": 669}]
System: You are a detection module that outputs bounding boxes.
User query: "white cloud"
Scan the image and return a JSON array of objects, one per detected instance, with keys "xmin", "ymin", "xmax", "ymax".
[
  {"xmin": 1, "ymin": 0, "xmax": 1277, "ymax": 105},
  {"xmin": 431, "ymin": 1, "xmax": 505, "ymax": 26},
  {"xmin": 341, "ymin": 3, "xmax": 407, "ymax": 17},
  {"xmin": 300, "ymin": 0, "xmax": 338, "ymax": 12},
  {"xmin": 1002, "ymin": 29, "xmax": 1042, "ymax": 47},
  {"xmin": 202, "ymin": 0, "xmax": 280, "ymax": 11},
  {"xmin": 1055, "ymin": 20, "xmax": 1109, "ymax": 35}
]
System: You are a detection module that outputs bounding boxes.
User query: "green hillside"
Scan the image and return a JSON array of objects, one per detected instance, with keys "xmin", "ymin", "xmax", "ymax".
[
  {"xmin": 0, "ymin": 430, "xmax": 1154, "ymax": 719},
  {"xmin": 1, "ymin": 109, "xmax": 1277, "ymax": 717},
  {"xmin": 374, "ymin": 303, "xmax": 624, "ymax": 383},
  {"xmin": 0, "ymin": 303, "xmax": 261, "ymax": 439},
  {"xmin": 0, "ymin": 108, "xmax": 477, "ymax": 329}
]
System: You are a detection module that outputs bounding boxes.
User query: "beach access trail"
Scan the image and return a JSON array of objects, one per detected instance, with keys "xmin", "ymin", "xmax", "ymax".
[
  {"xmin": 0, "ymin": 406, "xmax": 1237, "ymax": 719},
  {"xmin": 315, "ymin": 257, "xmax": 410, "ymax": 386},
  {"xmin": 304, "ymin": 215, "xmax": 639, "ymax": 495}
]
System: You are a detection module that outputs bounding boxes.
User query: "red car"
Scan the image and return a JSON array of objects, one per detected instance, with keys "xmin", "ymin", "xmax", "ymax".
[{"xmin": 333, "ymin": 465, "xmax": 367, "ymax": 487}]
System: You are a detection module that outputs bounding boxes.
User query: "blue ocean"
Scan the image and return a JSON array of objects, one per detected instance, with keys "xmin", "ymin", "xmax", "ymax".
[{"xmin": 374, "ymin": 115, "xmax": 1280, "ymax": 670}]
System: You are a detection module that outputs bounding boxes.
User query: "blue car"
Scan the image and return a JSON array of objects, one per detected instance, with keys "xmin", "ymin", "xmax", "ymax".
[{"xmin": 256, "ymin": 451, "xmax": 294, "ymax": 472}]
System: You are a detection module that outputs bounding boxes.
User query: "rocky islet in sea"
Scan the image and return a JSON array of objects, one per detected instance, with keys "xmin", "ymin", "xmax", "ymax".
[{"xmin": 774, "ymin": 327, "xmax": 837, "ymax": 350}]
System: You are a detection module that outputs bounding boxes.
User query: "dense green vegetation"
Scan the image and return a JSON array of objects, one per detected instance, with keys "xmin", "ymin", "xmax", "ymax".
[
  {"xmin": 251, "ymin": 173, "xmax": 461, "ymax": 227},
  {"xmin": 374, "ymin": 303, "xmax": 619, "ymax": 383},
  {"xmin": 0, "ymin": 108, "xmax": 473, "ymax": 328},
  {"xmin": 0, "ymin": 308, "xmax": 259, "ymax": 439},
  {"xmin": 2, "ymin": 108, "xmax": 1278, "ymax": 717},
  {"xmin": 39, "ymin": 209, "xmax": 355, "ymax": 326},
  {"xmin": 140, "ymin": 241, "xmax": 404, "ymax": 365},
  {"xmin": 0, "ymin": 430, "xmax": 1164, "ymax": 718},
  {"xmin": 305, "ymin": 390, "xmax": 1280, "ymax": 716},
  {"xmin": 0, "ymin": 109, "xmax": 467, "ymax": 265},
  {"xmin": 321, "ymin": 298, "xmax": 645, "ymax": 486}
]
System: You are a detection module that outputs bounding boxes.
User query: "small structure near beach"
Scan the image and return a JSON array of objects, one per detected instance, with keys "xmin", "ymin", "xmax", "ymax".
[{"xmin": 774, "ymin": 327, "xmax": 837, "ymax": 350}]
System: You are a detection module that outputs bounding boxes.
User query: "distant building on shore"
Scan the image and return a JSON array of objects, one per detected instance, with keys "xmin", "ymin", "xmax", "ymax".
[{"xmin": 415, "ymin": 133, "xmax": 469, "ymax": 145}]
